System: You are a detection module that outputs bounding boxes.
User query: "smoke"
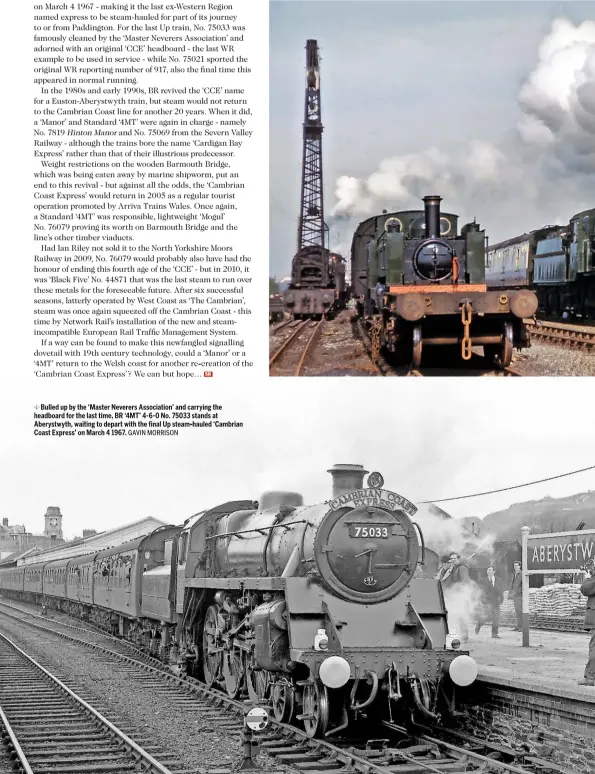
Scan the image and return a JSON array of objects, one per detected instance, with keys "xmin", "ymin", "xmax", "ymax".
[
  {"xmin": 517, "ymin": 18, "xmax": 595, "ymax": 173},
  {"xmin": 414, "ymin": 503, "xmax": 495, "ymax": 560},
  {"xmin": 329, "ymin": 19, "xmax": 595, "ymax": 244}
]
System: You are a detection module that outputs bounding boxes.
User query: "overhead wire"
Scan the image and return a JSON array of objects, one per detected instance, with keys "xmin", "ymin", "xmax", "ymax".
[{"xmin": 419, "ymin": 464, "xmax": 595, "ymax": 504}]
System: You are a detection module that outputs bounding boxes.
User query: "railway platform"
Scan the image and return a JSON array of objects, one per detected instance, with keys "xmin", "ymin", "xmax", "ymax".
[
  {"xmin": 461, "ymin": 624, "xmax": 595, "ymax": 747},
  {"xmin": 468, "ymin": 624, "xmax": 594, "ymax": 701}
]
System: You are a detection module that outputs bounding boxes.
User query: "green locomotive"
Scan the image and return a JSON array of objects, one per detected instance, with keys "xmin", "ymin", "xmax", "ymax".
[{"xmin": 352, "ymin": 195, "xmax": 538, "ymax": 368}]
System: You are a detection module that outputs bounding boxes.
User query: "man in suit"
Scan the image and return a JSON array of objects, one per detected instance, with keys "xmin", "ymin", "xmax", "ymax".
[
  {"xmin": 579, "ymin": 558, "xmax": 595, "ymax": 686},
  {"xmin": 475, "ymin": 566, "xmax": 504, "ymax": 638},
  {"xmin": 509, "ymin": 561, "xmax": 523, "ymax": 631},
  {"xmin": 438, "ymin": 552, "xmax": 470, "ymax": 643}
]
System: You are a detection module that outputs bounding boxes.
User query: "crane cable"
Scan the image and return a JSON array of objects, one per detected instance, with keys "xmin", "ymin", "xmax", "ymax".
[{"xmin": 419, "ymin": 464, "xmax": 595, "ymax": 504}]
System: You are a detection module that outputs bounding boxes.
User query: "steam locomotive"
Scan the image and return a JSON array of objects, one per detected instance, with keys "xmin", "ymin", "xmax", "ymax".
[
  {"xmin": 0, "ymin": 465, "xmax": 477, "ymax": 738},
  {"xmin": 352, "ymin": 195, "xmax": 538, "ymax": 367},
  {"xmin": 285, "ymin": 248, "xmax": 346, "ymax": 319},
  {"xmin": 486, "ymin": 207, "xmax": 595, "ymax": 319}
]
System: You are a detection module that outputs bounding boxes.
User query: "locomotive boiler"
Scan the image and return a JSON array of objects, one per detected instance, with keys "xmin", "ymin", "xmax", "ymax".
[
  {"xmin": 178, "ymin": 464, "xmax": 477, "ymax": 737},
  {"xmin": 352, "ymin": 195, "xmax": 538, "ymax": 367}
]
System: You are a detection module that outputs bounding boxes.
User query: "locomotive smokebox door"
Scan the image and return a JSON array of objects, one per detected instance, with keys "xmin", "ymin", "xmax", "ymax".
[{"xmin": 314, "ymin": 504, "xmax": 419, "ymax": 603}]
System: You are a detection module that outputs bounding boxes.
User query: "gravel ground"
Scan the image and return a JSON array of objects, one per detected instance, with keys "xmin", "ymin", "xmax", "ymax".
[
  {"xmin": 271, "ymin": 313, "xmax": 595, "ymax": 376},
  {"xmin": 0, "ymin": 746, "xmax": 14, "ymax": 774},
  {"xmin": 269, "ymin": 311, "xmax": 378, "ymax": 377},
  {"xmin": 0, "ymin": 615, "xmax": 292, "ymax": 774},
  {"xmin": 303, "ymin": 312, "xmax": 378, "ymax": 376},
  {"xmin": 511, "ymin": 342, "xmax": 595, "ymax": 375}
]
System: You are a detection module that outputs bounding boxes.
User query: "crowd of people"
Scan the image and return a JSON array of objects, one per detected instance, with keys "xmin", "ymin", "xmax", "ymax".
[{"xmin": 436, "ymin": 552, "xmax": 595, "ymax": 687}]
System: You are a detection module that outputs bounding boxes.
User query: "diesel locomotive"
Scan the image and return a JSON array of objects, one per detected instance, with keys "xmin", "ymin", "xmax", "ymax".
[
  {"xmin": 352, "ymin": 195, "xmax": 538, "ymax": 367},
  {"xmin": 487, "ymin": 207, "xmax": 595, "ymax": 319},
  {"xmin": 0, "ymin": 465, "xmax": 477, "ymax": 738}
]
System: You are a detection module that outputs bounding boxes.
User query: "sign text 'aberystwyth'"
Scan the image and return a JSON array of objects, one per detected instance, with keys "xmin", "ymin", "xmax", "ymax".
[{"xmin": 527, "ymin": 531, "xmax": 595, "ymax": 571}]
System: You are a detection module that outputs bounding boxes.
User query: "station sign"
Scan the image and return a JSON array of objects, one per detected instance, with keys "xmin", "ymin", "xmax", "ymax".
[{"xmin": 526, "ymin": 529, "xmax": 595, "ymax": 572}]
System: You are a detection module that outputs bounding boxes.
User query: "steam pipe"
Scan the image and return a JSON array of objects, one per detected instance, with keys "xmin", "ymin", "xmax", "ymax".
[
  {"xmin": 423, "ymin": 195, "xmax": 442, "ymax": 239},
  {"xmin": 409, "ymin": 679, "xmax": 439, "ymax": 722},
  {"xmin": 350, "ymin": 670, "xmax": 379, "ymax": 711},
  {"xmin": 281, "ymin": 546, "xmax": 301, "ymax": 578}
]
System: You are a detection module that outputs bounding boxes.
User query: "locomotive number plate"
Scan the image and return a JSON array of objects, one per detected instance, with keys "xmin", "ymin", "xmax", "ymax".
[{"xmin": 349, "ymin": 524, "xmax": 390, "ymax": 538}]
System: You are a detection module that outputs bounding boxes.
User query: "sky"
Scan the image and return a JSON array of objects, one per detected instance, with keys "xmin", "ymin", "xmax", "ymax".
[
  {"xmin": 270, "ymin": 0, "xmax": 595, "ymax": 279},
  {"xmin": 3, "ymin": 378, "xmax": 595, "ymax": 539}
]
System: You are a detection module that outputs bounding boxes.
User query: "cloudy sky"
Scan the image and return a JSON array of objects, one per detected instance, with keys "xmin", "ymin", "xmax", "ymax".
[
  {"xmin": 3, "ymin": 379, "xmax": 595, "ymax": 539},
  {"xmin": 270, "ymin": 0, "xmax": 595, "ymax": 279}
]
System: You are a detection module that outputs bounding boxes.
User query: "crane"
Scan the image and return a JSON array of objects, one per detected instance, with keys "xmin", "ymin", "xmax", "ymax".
[{"xmin": 297, "ymin": 39, "xmax": 327, "ymax": 258}]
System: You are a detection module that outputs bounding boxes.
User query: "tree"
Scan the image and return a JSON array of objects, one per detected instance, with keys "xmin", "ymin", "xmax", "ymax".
[{"xmin": 269, "ymin": 276, "xmax": 280, "ymax": 294}]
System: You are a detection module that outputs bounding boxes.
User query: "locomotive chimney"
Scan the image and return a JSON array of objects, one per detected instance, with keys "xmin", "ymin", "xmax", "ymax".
[
  {"xmin": 423, "ymin": 195, "xmax": 442, "ymax": 239},
  {"xmin": 328, "ymin": 464, "xmax": 369, "ymax": 498}
]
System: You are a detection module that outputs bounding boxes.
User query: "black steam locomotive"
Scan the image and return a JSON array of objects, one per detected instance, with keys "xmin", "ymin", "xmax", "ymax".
[
  {"xmin": 0, "ymin": 464, "xmax": 477, "ymax": 738},
  {"xmin": 352, "ymin": 195, "xmax": 538, "ymax": 367},
  {"xmin": 285, "ymin": 248, "xmax": 346, "ymax": 319}
]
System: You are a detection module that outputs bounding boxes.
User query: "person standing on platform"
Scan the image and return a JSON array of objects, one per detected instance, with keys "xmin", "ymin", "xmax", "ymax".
[
  {"xmin": 579, "ymin": 558, "xmax": 595, "ymax": 686},
  {"xmin": 437, "ymin": 552, "xmax": 471, "ymax": 644},
  {"xmin": 475, "ymin": 566, "xmax": 504, "ymax": 638},
  {"xmin": 509, "ymin": 561, "xmax": 523, "ymax": 631}
]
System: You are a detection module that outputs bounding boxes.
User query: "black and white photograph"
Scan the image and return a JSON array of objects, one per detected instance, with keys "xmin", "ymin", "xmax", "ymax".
[
  {"xmin": 3, "ymin": 0, "xmax": 595, "ymax": 773},
  {"xmin": 270, "ymin": 1, "xmax": 595, "ymax": 376},
  {"xmin": 2, "ymin": 382, "xmax": 595, "ymax": 771}
]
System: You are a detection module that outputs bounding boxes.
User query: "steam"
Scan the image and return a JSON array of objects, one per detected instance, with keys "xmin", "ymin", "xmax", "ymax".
[
  {"xmin": 413, "ymin": 504, "xmax": 497, "ymax": 635},
  {"xmin": 443, "ymin": 581, "xmax": 484, "ymax": 639},
  {"xmin": 329, "ymin": 19, "xmax": 595, "ymax": 244},
  {"xmin": 414, "ymin": 503, "xmax": 495, "ymax": 560}
]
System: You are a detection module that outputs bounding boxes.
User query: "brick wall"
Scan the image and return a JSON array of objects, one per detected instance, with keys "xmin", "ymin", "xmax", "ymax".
[{"xmin": 461, "ymin": 681, "xmax": 595, "ymax": 772}]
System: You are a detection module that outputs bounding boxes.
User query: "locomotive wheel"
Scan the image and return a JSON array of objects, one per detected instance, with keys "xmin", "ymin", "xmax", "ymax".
[
  {"xmin": 301, "ymin": 680, "xmax": 330, "ymax": 738},
  {"xmin": 202, "ymin": 605, "xmax": 223, "ymax": 687},
  {"xmin": 223, "ymin": 647, "xmax": 245, "ymax": 699},
  {"xmin": 499, "ymin": 322, "xmax": 513, "ymax": 367},
  {"xmin": 271, "ymin": 681, "xmax": 295, "ymax": 724},
  {"xmin": 411, "ymin": 324, "xmax": 423, "ymax": 368}
]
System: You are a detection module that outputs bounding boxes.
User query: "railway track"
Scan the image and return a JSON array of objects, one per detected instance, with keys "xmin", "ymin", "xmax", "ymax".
[
  {"xmin": 269, "ymin": 319, "xmax": 324, "ymax": 375},
  {"xmin": 0, "ymin": 630, "xmax": 180, "ymax": 774},
  {"xmin": 527, "ymin": 320, "xmax": 595, "ymax": 352},
  {"xmin": 0, "ymin": 600, "xmax": 574, "ymax": 774}
]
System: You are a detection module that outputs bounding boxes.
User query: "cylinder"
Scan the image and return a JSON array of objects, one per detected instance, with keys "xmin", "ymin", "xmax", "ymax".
[
  {"xmin": 327, "ymin": 464, "xmax": 369, "ymax": 498},
  {"xmin": 423, "ymin": 195, "xmax": 442, "ymax": 239}
]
